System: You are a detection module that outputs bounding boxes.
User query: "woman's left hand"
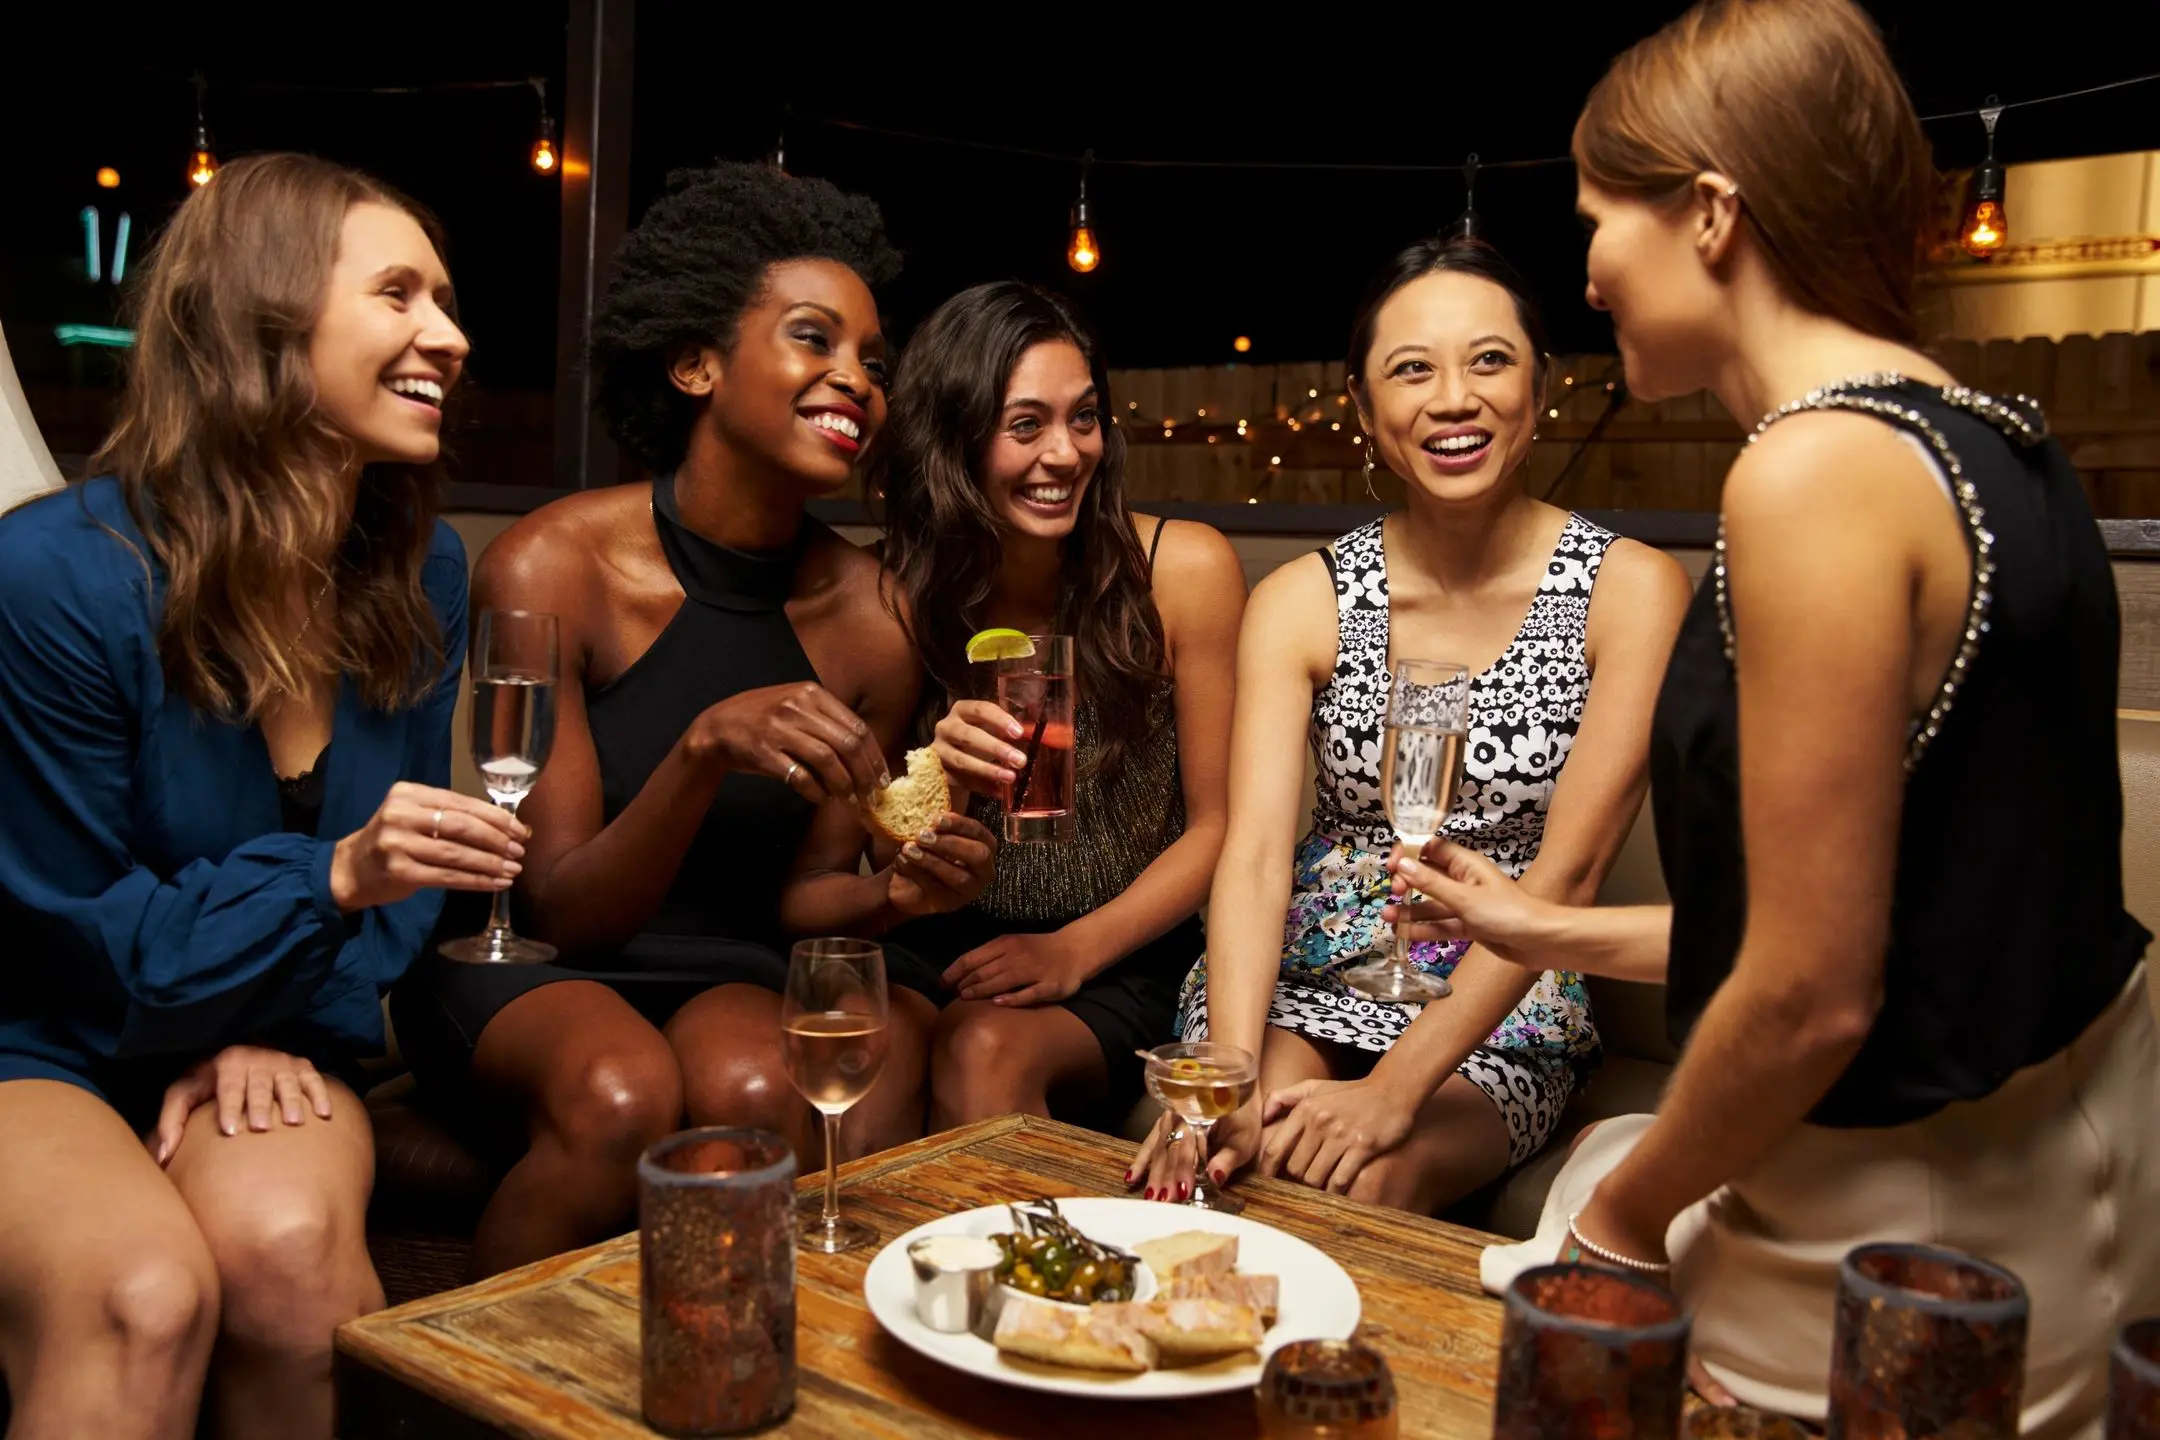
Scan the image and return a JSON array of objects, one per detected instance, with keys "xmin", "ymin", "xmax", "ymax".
[
  {"xmin": 149, "ymin": 1044, "xmax": 334, "ymax": 1164},
  {"xmin": 886, "ymin": 813, "xmax": 999, "ymax": 918},
  {"xmin": 941, "ymin": 929, "xmax": 1093, "ymax": 1006},
  {"xmin": 1254, "ymin": 1075, "xmax": 1418, "ymax": 1194}
]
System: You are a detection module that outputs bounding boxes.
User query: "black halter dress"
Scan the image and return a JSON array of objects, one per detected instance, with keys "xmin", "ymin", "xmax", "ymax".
[{"xmin": 394, "ymin": 476, "xmax": 856, "ymax": 1089}]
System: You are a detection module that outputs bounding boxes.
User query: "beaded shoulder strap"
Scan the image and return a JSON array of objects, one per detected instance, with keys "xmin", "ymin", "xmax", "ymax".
[{"xmin": 1715, "ymin": 373, "xmax": 2047, "ymax": 771}]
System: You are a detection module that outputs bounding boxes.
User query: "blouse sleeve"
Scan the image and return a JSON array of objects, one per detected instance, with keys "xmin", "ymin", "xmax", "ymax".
[
  {"xmin": 338, "ymin": 536, "xmax": 468, "ymax": 992},
  {"xmin": 0, "ymin": 558, "xmax": 352, "ymax": 1058}
]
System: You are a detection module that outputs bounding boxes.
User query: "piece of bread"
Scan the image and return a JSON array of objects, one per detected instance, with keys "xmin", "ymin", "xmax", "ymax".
[
  {"xmin": 992, "ymin": 1297, "xmax": 1157, "ymax": 1374},
  {"xmin": 1132, "ymin": 1231, "xmax": 1237, "ymax": 1282},
  {"xmin": 862, "ymin": 747, "xmax": 949, "ymax": 844},
  {"xmin": 1107, "ymin": 1298, "xmax": 1264, "ymax": 1360},
  {"xmin": 1166, "ymin": 1272, "xmax": 1279, "ymax": 1326}
]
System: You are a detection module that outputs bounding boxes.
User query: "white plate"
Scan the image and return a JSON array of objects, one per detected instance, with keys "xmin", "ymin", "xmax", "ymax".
[{"xmin": 863, "ymin": 1197, "xmax": 1361, "ymax": 1400}]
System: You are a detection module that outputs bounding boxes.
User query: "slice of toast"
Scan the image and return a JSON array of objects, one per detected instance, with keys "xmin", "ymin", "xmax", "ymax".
[
  {"xmin": 1166, "ymin": 1272, "xmax": 1279, "ymax": 1326},
  {"xmin": 862, "ymin": 747, "xmax": 949, "ymax": 844},
  {"xmin": 1106, "ymin": 1297, "xmax": 1265, "ymax": 1360},
  {"xmin": 992, "ymin": 1297, "xmax": 1157, "ymax": 1374},
  {"xmin": 1132, "ymin": 1231, "xmax": 1237, "ymax": 1282}
]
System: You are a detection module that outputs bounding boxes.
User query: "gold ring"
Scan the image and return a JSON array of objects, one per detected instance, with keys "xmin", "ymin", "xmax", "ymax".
[{"xmin": 431, "ymin": 807, "xmax": 445, "ymax": 840}]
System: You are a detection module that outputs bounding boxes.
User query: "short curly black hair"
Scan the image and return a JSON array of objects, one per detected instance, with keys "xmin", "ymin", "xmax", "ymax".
[{"xmin": 589, "ymin": 161, "xmax": 902, "ymax": 474}]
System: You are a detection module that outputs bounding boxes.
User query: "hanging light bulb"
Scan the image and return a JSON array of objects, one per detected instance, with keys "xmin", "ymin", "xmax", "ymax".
[
  {"xmin": 187, "ymin": 74, "xmax": 217, "ymax": 188},
  {"xmin": 1960, "ymin": 99, "xmax": 2008, "ymax": 259},
  {"xmin": 96, "ymin": 167, "xmax": 121, "ymax": 189},
  {"xmin": 529, "ymin": 78, "xmax": 558, "ymax": 174},
  {"xmin": 1453, "ymin": 153, "xmax": 1481, "ymax": 240},
  {"xmin": 768, "ymin": 103, "xmax": 791, "ymax": 175},
  {"xmin": 1233, "ymin": 336, "xmax": 1252, "ymax": 353},
  {"xmin": 1067, "ymin": 149, "xmax": 1100, "ymax": 273}
]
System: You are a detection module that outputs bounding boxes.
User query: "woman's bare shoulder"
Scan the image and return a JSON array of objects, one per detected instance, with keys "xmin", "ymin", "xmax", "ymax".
[{"xmin": 472, "ymin": 484, "xmax": 647, "ymax": 605}]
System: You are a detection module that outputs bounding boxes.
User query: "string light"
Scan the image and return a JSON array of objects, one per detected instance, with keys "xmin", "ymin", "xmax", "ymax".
[
  {"xmin": 1454, "ymin": 153, "xmax": 1481, "ymax": 239},
  {"xmin": 1067, "ymin": 148, "xmax": 1100, "ymax": 273},
  {"xmin": 529, "ymin": 78, "xmax": 558, "ymax": 174},
  {"xmin": 769, "ymin": 103, "xmax": 791, "ymax": 174},
  {"xmin": 96, "ymin": 167, "xmax": 120, "ymax": 189},
  {"xmin": 1961, "ymin": 98, "xmax": 2008, "ymax": 258},
  {"xmin": 187, "ymin": 74, "xmax": 217, "ymax": 188},
  {"xmin": 1234, "ymin": 336, "xmax": 1252, "ymax": 353}
]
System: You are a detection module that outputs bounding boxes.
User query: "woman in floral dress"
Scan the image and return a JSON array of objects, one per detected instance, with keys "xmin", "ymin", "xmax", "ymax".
[{"xmin": 1130, "ymin": 236, "xmax": 1688, "ymax": 1213}]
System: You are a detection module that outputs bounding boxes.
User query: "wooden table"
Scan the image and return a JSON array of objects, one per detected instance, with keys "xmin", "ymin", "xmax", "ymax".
[{"xmin": 337, "ymin": 1114, "xmax": 1508, "ymax": 1438}]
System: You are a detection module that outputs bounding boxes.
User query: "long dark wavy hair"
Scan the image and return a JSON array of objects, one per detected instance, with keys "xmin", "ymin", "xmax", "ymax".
[{"xmin": 874, "ymin": 282, "xmax": 1165, "ymax": 783}]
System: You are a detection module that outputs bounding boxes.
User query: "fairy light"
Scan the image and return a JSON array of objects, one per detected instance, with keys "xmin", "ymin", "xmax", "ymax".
[
  {"xmin": 1960, "ymin": 98, "xmax": 2008, "ymax": 258},
  {"xmin": 1234, "ymin": 336, "xmax": 1252, "ymax": 353},
  {"xmin": 96, "ymin": 167, "xmax": 120, "ymax": 189},
  {"xmin": 1067, "ymin": 149, "xmax": 1100, "ymax": 273},
  {"xmin": 187, "ymin": 73, "xmax": 217, "ymax": 188},
  {"xmin": 1270, "ymin": 455, "xmax": 1282, "ymax": 466},
  {"xmin": 1330, "ymin": 421, "xmax": 1341, "ymax": 431},
  {"xmin": 529, "ymin": 78, "xmax": 558, "ymax": 174},
  {"xmin": 1548, "ymin": 408, "xmax": 1560, "ymax": 419}
]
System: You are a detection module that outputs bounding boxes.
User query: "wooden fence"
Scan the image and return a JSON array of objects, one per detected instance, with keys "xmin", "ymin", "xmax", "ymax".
[{"xmin": 1106, "ymin": 332, "xmax": 2160, "ymax": 517}]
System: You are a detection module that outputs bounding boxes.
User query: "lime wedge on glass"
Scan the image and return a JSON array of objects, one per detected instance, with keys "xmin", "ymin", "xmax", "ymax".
[{"xmin": 964, "ymin": 628, "xmax": 1035, "ymax": 663}]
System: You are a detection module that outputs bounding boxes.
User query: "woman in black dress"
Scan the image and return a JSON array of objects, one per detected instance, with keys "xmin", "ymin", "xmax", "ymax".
[
  {"xmin": 1394, "ymin": 0, "xmax": 2156, "ymax": 1429},
  {"xmin": 875, "ymin": 282, "xmax": 1246, "ymax": 1128},
  {"xmin": 394, "ymin": 165, "xmax": 994, "ymax": 1276}
]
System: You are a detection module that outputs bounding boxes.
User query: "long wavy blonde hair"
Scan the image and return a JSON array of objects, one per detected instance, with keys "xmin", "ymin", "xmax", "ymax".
[{"xmin": 90, "ymin": 152, "xmax": 449, "ymax": 720}]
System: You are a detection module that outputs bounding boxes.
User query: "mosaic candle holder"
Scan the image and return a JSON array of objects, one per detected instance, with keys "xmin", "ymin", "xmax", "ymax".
[
  {"xmin": 638, "ymin": 1128, "xmax": 798, "ymax": 1436},
  {"xmin": 1827, "ymin": 1243, "xmax": 2029, "ymax": 1440},
  {"xmin": 1257, "ymin": 1337, "xmax": 1399, "ymax": 1439},
  {"xmin": 1492, "ymin": 1263, "xmax": 1690, "ymax": 1440},
  {"xmin": 2108, "ymin": 1318, "xmax": 2160, "ymax": 1439}
]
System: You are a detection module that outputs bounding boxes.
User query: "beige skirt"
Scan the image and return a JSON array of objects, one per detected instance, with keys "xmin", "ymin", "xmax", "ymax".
[{"xmin": 1482, "ymin": 965, "xmax": 2160, "ymax": 1440}]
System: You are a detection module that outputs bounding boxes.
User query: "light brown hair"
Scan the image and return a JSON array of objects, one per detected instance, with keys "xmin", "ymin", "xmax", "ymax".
[
  {"xmin": 1573, "ymin": 0, "xmax": 1933, "ymax": 344},
  {"xmin": 90, "ymin": 152, "xmax": 449, "ymax": 720}
]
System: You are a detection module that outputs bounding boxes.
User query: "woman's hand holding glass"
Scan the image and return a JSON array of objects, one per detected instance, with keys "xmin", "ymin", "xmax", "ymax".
[
  {"xmin": 1384, "ymin": 838, "xmax": 1555, "ymax": 964},
  {"xmin": 1126, "ymin": 1097, "xmax": 1264, "ymax": 1203},
  {"xmin": 931, "ymin": 699, "xmax": 1030, "ymax": 801},
  {"xmin": 329, "ymin": 781, "xmax": 529, "ymax": 912}
]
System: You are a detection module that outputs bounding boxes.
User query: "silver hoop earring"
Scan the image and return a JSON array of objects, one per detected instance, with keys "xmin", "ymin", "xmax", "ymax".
[{"xmin": 1362, "ymin": 441, "xmax": 1379, "ymax": 502}]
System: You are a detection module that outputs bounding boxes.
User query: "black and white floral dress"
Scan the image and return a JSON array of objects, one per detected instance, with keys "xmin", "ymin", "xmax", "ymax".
[{"xmin": 1176, "ymin": 513, "xmax": 1612, "ymax": 1165}]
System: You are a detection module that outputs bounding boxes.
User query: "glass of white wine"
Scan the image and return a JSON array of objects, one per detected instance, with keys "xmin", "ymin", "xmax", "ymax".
[
  {"xmin": 1143, "ymin": 1041, "xmax": 1258, "ymax": 1214},
  {"xmin": 782, "ymin": 938, "xmax": 890, "ymax": 1254},
  {"xmin": 440, "ymin": 610, "xmax": 559, "ymax": 964},
  {"xmin": 1342, "ymin": 658, "xmax": 1470, "ymax": 1005}
]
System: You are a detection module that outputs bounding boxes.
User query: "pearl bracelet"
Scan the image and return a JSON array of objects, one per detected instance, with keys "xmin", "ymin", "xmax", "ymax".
[{"xmin": 1565, "ymin": 1212, "xmax": 1671, "ymax": 1273}]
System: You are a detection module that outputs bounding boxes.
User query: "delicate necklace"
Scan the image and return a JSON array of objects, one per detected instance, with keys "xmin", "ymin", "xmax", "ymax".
[{"xmin": 271, "ymin": 579, "xmax": 333, "ymax": 697}]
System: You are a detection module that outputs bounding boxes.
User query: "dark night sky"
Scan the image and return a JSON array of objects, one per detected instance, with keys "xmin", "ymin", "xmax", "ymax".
[{"xmin": 8, "ymin": 2, "xmax": 2156, "ymax": 394}]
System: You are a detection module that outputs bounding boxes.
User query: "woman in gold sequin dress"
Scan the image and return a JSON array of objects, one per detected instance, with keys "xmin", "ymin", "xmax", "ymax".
[{"xmin": 875, "ymin": 282, "xmax": 1247, "ymax": 1129}]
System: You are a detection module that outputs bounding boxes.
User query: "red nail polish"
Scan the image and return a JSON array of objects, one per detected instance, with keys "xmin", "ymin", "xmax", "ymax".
[
  {"xmin": 1179, "ymin": 1182, "xmax": 1190, "ymax": 1200},
  {"xmin": 1144, "ymin": 1188, "xmax": 1156, "ymax": 1201}
]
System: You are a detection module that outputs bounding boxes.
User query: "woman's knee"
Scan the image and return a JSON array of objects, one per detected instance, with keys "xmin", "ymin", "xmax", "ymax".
[
  {"xmin": 199, "ymin": 1195, "xmax": 373, "ymax": 1349},
  {"xmin": 94, "ymin": 1244, "xmax": 222, "ymax": 1370},
  {"xmin": 1345, "ymin": 1154, "xmax": 1420, "ymax": 1212},
  {"xmin": 930, "ymin": 1006, "xmax": 1046, "ymax": 1111},
  {"xmin": 537, "ymin": 1044, "xmax": 684, "ymax": 1160}
]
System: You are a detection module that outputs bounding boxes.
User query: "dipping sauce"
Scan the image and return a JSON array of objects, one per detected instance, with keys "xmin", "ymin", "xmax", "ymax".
[{"xmin": 913, "ymin": 1235, "xmax": 1003, "ymax": 1271}]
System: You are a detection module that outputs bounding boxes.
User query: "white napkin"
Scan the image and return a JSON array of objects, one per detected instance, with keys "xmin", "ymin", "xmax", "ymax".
[{"xmin": 1478, "ymin": 1113, "xmax": 1658, "ymax": 1294}]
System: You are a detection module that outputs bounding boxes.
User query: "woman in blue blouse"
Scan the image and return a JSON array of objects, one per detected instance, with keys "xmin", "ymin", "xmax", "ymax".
[{"xmin": 0, "ymin": 154, "xmax": 522, "ymax": 1440}]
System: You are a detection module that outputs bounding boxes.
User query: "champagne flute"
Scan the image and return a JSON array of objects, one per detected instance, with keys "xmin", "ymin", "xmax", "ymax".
[
  {"xmin": 440, "ymin": 610, "xmax": 559, "ymax": 964},
  {"xmin": 1143, "ymin": 1041, "xmax": 1258, "ymax": 1214},
  {"xmin": 1342, "ymin": 659, "xmax": 1470, "ymax": 1005},
  {"xmin": 781, "ymin": 938, "xmax": 890, "ymax": 1253}
]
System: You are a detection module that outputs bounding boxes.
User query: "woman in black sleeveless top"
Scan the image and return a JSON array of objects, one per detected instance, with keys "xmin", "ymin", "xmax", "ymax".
[
  {"xmin": 874, "ymin": 283, "xmax": 1247, "ymax": 1130},
  {"xmin": 1388, "ymin": 2, "xmax": 2155, "ymax": 1429},
  {"xmin": 393, "ymin": 166, "xmax": 994, "ymax": 1277}
]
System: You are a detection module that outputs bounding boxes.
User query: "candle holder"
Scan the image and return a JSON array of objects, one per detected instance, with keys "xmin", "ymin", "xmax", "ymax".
[
  {"xmin": 1257, "ymin": 1337, "xmax": 1399, "ymax": 1439},
  {"xmin": 1492, "ymin": 1263, "xmax": 1689, "ymax": 1440},
  {"xmin": 638, "ymin": 1128, "xmax": 797, "ymax": 1437},
  {"xmin": 1827, "ymin": 1243, "xmax": 2028, "ymax": 1440},
  {"xmin": 2108, "ymin": 1318, "xmax": 2160, "ymax": 1439}
]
